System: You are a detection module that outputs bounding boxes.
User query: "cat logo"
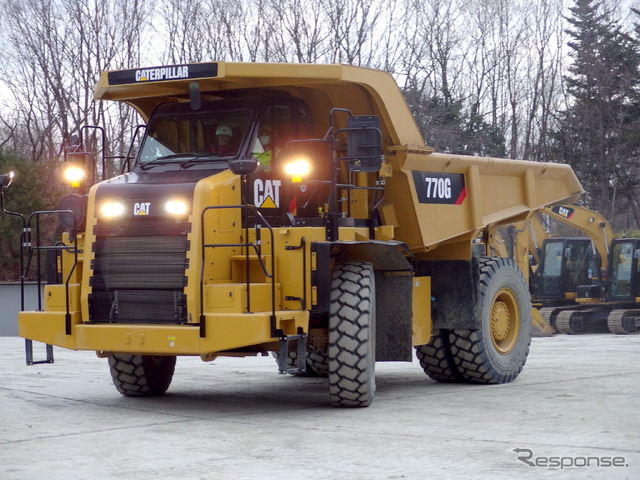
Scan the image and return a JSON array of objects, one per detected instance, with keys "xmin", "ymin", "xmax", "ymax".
[
  {"xmin": 133, "ymin": 202, "xmax": 151, "ymax": 215},
  {"xmin": 551, "ymin": 205, "xmax": 574, "ymax": 219},
  {"xmin": 254, "ymin": 179, "xmax": 281, "ymax": 208}
]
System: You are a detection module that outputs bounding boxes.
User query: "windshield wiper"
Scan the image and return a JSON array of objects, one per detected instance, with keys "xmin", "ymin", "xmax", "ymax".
[
  {"xmin": 180, "ymin": 155, "xmax": 230, "ymax": 169},
  {"xmin": 139, "ymin": 152, "xmax": 232, "ymax": 170},
  {"xmin": 139, "ymin": 153, "xmax": 201, "ymax": 170}
]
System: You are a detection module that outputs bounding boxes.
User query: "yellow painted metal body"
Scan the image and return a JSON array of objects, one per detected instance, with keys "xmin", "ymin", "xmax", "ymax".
[
  {"xmin": 539, "ymin": 204, "xmax": 614, "ymax": 269},
  {"xmin": 94, "ymin": 62, "xmax": 582, "ymax": 259},
  {"xmin": 411, "ymin": 277, "xmax": 431, "ymax": 345},
  {"xmin": 19, "ymin": 62, "xmax": 583, "ymax": 357}
]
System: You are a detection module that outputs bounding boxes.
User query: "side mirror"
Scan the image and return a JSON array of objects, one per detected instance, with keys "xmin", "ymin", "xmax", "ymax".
[
  {"xmin": 0, "ymin": 171, "xmax": 14, "ymax": 188},
  {"xmin": 59, "ymin": 193, "xmax": 88, "ymax": 234},
  {"xmin": 344, "ymin": 115, "xmax": 383, "ymax": 173},
  {"xmin": 0, "ymin": 171, "xmax": 25, "ymax": 224},
  {"xmin": 229, "ymin": 157, "xmax": 260, "ymax": 176}
]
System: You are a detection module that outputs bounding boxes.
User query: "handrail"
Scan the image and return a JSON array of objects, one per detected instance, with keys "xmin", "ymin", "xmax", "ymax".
[
  {"xmin": 199, "ymin": 204, "xmax": 277, "ymax": 338},
  {"xmin": 6, "ymin": 209, "xmax": 81, "ymax": 365},
  {"xmin": 23, "ymin": 210, "xmax": 80, "ymax": 335},
  {"xmin": 284, "ymin": 237, "xmax": 307, "ymax": 310}
]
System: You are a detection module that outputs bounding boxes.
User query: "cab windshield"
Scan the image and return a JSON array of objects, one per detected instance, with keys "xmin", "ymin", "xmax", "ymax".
[{"xmin": 137, "ymin": 100, "xmax": 254, "ymax": 168}]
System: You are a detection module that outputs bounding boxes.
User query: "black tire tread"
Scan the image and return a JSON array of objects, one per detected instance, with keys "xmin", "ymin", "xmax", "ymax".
[
  {"xmin": 448, "ymin": 257, "xmax": 531, "ymax": 384},
  {"xmin": 108, "ymin": 354, "xmax": 176, "ymax": 396},
  {"xmin": 415, "ymin": 330, "xmax": 464, "ymax": 382},
  {"xmin": 328, "ymin": 261, "xmax": 375, "ymax": 407}
]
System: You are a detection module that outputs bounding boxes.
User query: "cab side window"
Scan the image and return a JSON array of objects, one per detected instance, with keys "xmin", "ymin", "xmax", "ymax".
[{"xmin": 254, "ymin": 102, "xmax": 313, "ymax": 172}]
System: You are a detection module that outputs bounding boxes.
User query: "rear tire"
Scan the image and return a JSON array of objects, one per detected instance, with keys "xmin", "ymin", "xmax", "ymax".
[
  {"xmin": 415, "ymin": 330, "xmax": 464, "ymax": 382},
  {"xmin": 272, "ymin": 342, "xmax": 328, "ymax": 377},
  {"xmin": 307, "ymin": 343, "xmax": 329, "ymax": 376},
  {"xmin": 108, "ymin": 354, "xmax": 176, "ymax": 396},
  {"xmin": 449, "ymin": 257, "xmax": 531, "ymax": 384},
  {"xmin": 328, "ymin": 261, "xmax": 376, "ymax": 407}
]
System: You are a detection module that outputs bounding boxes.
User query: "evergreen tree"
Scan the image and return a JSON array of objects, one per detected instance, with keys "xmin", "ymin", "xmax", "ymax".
[
  {"xmin": 403, "ymin": 88, "xmax": 506, "ymax": 157},
  {"xmin": 554, "ymin": 0, "xmax": 640, "ymax": 224},
  {"xmin": 0, "ymin": 152, "xmax": 56, "ymax": 281}
]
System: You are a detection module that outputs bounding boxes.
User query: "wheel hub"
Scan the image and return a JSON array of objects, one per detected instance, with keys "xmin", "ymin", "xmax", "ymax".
[
  {"xmin": 489, "ymin": 288, "xmax": 520, "ymax": 355},
  {"xmin": 491, "ymin": 301, "xmax": 511, "ymax": 341}
]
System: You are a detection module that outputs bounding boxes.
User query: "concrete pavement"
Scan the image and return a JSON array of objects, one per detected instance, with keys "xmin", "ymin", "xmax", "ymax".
[{"xmin": 1, "ymin": 334, "xmax": 639, "ymax": 479}]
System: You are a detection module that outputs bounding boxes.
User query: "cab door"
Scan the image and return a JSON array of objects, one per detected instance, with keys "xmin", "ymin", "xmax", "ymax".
[
  {"xmin": 608, "ymin": 239, "xmax": 640, "ymax": 301},
  {"xmin": 247, "ymin": 98, "xmax": 314, "ymax": 226}
]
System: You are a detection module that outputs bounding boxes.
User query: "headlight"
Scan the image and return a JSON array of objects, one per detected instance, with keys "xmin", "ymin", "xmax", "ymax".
[
  {"xmin": 165, "ymin": 199, "xmax": 189, "ymax": 216},
  {"xmin": 283, "ymin": 158, "xmax": 312, "ymax": 183},
  {"xmin": 100, "ymin": 201, "xmax": 125, "ymax": 218},
  {"xmin": 64, "ymin": 165, "xmax": 85, "ymax": 188}
]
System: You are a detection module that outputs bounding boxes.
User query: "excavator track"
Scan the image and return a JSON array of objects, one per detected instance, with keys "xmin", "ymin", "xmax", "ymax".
[
  {"xmin": 607, "ymin": 309, "xmax": 640, "ymax": 334},
  {"xmin": 538, "ymin": 307, "xmax": 558, "ymax": 331},
  {"xmin": 555, "ymin": 310, "xmax": 580, "ymax": 334}
]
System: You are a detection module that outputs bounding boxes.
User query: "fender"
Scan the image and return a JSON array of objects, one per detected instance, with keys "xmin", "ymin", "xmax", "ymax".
[{"xmin": 311, "ymin": 240, "xmax": 415, "ymax": 361}]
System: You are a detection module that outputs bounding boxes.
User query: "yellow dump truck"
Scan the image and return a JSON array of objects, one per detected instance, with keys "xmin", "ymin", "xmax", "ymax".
[{"xmin": 0, "ymin": 62, "xmax": 583, "ymax": 407}]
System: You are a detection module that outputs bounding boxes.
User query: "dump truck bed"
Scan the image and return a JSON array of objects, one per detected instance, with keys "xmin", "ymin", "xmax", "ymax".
[{"xmin": 95, "ymin": 61, "xmax": 583, "ymax": 255}]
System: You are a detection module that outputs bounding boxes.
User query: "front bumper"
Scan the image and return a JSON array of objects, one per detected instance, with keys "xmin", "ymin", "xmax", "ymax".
[{"xmin": 18, "ymin": 310, "xmax": 309, "ymax": 355}]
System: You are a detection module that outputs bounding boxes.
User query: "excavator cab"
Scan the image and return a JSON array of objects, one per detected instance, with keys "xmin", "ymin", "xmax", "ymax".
[
  {"xmin": 607, "ymin": 239, "xmax": 640, "ymax": 302},
  {"xmin": 535, "ymin": 238, "xmax": 601, "ymax": 302}
]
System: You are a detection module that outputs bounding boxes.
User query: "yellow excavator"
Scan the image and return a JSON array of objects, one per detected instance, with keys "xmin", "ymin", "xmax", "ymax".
[{"xmin": 530, "ymin": 205, "xmax": 640, "ymax": 334}]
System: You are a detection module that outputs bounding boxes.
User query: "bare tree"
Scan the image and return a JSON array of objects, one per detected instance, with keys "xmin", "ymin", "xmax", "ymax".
[
  {"xmin": 368, "ymin": 0, "xmax": 406, "ymax": 74},
  {"xmin": 521, "ymin": 0, "xmax": 566, "ymax": 161},
  {"xmin": 493, "ymin": 0, "xmax": 529, "ymax": 158},
  {"xmin": 159, "ymin": 0, "xmax": 211, "ymax": 64},
  {"xmin": 0, "ymin": 0, "xmax": 152, "ymax": 175},
  {"xmin": 323, "ymin": 0, "xmax": 384, "ymax": 66},
  {"xmin": 266, "ymin": 0, "xmax": 327, "ymax": 63},
  {"xmin": 157, "ymin": 0, "xmax": 247, "ymax": 63}
]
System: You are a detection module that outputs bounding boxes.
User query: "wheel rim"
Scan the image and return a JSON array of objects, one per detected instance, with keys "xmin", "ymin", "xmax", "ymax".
[{"xmin": 490, "ymin": 288, "xmax": 520, "ymax": 355}]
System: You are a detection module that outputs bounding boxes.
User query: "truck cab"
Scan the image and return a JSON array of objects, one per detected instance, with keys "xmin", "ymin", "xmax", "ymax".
[{"xmin": 133, "ymin": 96, "xmax": 319, "ymax": 221}]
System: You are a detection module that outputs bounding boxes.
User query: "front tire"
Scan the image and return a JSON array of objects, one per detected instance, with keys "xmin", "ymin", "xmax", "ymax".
[
  {"xmin": 108, "ymin": 354, "xmax": 176, "ymax": 396},
  {"xmin": 328, "ymin": 261, "xmax": 376, "ymax": 407}
]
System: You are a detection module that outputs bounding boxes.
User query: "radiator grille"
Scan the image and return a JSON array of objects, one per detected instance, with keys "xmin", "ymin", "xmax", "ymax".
[{"xmin": 89, "ymin": 217, "xmax": 190, "ymax": 324}]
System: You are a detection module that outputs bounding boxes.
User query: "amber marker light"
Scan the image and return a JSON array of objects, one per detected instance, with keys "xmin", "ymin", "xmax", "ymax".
[
  {"xmin": 63, "ymin": 165, "xmax": 85, "ymax": 188},
  {"xmin": 283, "ymin": 158, "xmax": 312, "ymax": 183}
]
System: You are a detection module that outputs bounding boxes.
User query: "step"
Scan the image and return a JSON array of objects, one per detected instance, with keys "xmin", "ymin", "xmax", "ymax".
[
  {"xmin": 203, "ymin": 282, "xmax": 281, "ymax": 313},
  {"xmin": 230, "ymin": 254, "xmax": 273, "ymax": 283}
]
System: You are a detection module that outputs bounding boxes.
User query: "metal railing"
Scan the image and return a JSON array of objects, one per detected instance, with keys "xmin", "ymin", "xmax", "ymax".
[
  {"xmin": 1, "ymin": 206, "xmax": 80, "ymax": 364},
  {"xmin": 199, "ymin": 204, "xmax": 277, "ymax": 338}
]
